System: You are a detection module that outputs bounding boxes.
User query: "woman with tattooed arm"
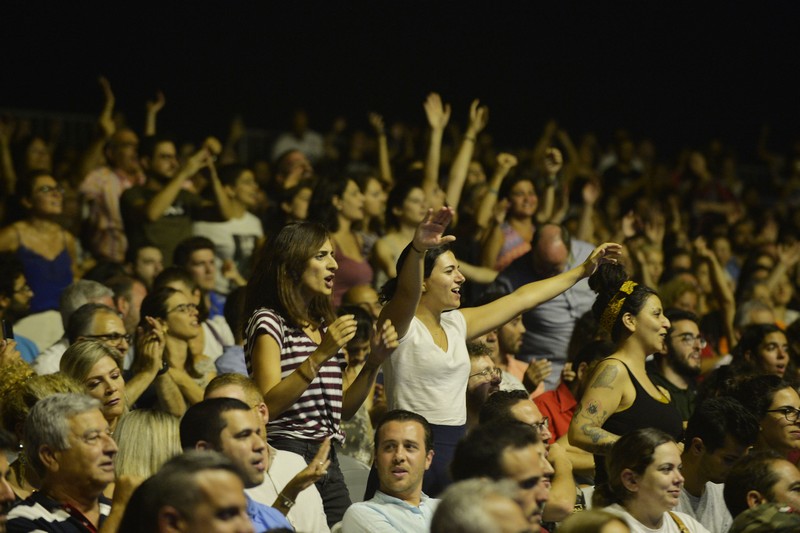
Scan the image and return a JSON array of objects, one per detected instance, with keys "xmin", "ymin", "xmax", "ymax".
[{"xmin": 567, "ymin": 263, "xmax": 683, "ymax": 485}]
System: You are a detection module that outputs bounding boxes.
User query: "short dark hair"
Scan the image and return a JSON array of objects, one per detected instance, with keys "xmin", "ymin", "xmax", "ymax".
[
  {"xmin": 478, "ymin": 390, "xmax": 529, "ymax": 425},
  {"xmin": 684, "ymin": 397, "xmax": 759, "ymax": 452},
  {"xmin": 337, "ymin": 305, "xmax": 373, "ymax": 345},
  {"xmin": 139, "ymin": 134, "xmax": 175, "ymax": 161},
  {"xmin": 374, "ymin": 410, "xmax": 434, "ymax": 454},
  {"xmin": 66, "ymin": 303, "xmax": 120, "ymax": 344},
  {"xmin": 723, "ymin": 451, "xmax": 784, "ymax": 518},
  {"xmin": 450, "ymin": 420, "xmax": 540, "ymax": 482},
  {"xmin": 0, "ymin": 253, "xmax": 25, "ymax": 298},
  {"xmin": 0, "ymin": 428, "xmax": 16, "ymax": 452},
  {"xmin": 173, "ymin": 237, "xmax": 216, "ymax": 269},
  {"xmin": 380, "ymin": 243, "xmax": 452, "ymax": 304},
  {"xmin": 179, "ymin": 397, "xmax": 252, "ymax": 451},
  {"xmin": 664, "ymin": 308, "xmax": 700, "ymax": 328},
  {"xmin": 729, "ymin": 374, "xmax": 793, "ymax": 421}
]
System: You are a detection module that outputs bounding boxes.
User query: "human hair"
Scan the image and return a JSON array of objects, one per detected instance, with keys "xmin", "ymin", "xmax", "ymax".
[
  {"xmin": 217, "ymin": 164, "xmax": 249, "ymax": 188},
  {"xmin": 559, "ymin": 510, "xmax": 630, "ymax": 533},
  {"xmin": 59, "ymin": 280, "xmax": 114, "ymax": 328},
  {"xmin": 139, "ymin": 134, "xmax": 175, "ymax": 161},
  {"xmin": 204, "ymin": 373, "xmax": 262, "ymax": 407},
  {"xmin": 431, "ymin": 478, "xmax": 524, "ymax": 533},
  {"xmin": 337, "ymin": 305, "xmax": 373, "ymax": 346},
  {"xmin": 223, "ymin": 287, "xmax": 246, "ymax": 343},
  {"xmin": 0, "ymin": 252, "xmax": 24, "ymax": 298},
  {"xmin": 734, "ymin": 299, "xmax": 774, "ymax": 330},
  {"xmin": 531, "ymin": 222, "xmax": 572, "ymax": 253},
  {"xmin": 723, "ymin": 451, "xmax": 784, "ymax": 518},
  {"xmin": 118, "ymin": 450, "xmax": 246, "ymax": 533},
  {"xmin": 589, "ymin": 263, "xmax": 658, "ymax": 342},
  {"xmin": 658, "ymin": 278, "xmax": 700, "ymax": 310},
  {"xmin": 685, "ymin": 397, "xmax": 759, "ymax": 452},
  {"xmin": 374, "ymin": 410, "xmax": 434, "ymax": 454},
  {"xmin": 729, "ymin": 374, "xmax": 792, "ymax": 421},
  {"xmin": 731, "ymin": 323, "xmax": 786, "ymax": 374},
  {"xmin": 65, "ymin": 303, "xmax": 120, "ymax": 345},
  {"xmin": 60, "ymin": 339, "xmax": 124, "ymax": 383},
  {"xmin": 664, "ymin": 308, "xmax": 700, "ymax": 328},
  {"xmin": 173, "ymin": 236, "xmax": 216, "ymax": 269},
  {"xmin": 114, "ymin": 410, "xmax": 182, "ymax": 478},
  {"xmin": 0, "ymin": 428, "xmax": 16, "ymax": 453},
  {"xmin": 24, "ymin": 393, "xmax": 102, "ymax": 478},
  {"xmin": 594, "ymin": 427, "xmax": 675, "ymax": 507},
  {"xmin": 139, "ymin": 287, "xmax": 203, "ymax": 378},
  {"xmin": 379, "ymin": 243, "xmax": 451, "ymax": 304},
  {"xmin": 179, "ymin": 397, "xmax": 252, "ymax": 451},
  {"xmin": 498, "ymin": 172, "xmax": 536, "ymax": 203},
  {"xmin": 244, "ymin": 221, "xmax": 335, "ymax": 329},
  {"xmin": 450, "ymin": 420, "xmax": 540, "ymax": 482},
  {"xmin": 153, "ymin": 267, "xmax": 198, "ymax": 293},
  {"xmin": 103, "ymin": 275, "xmax": 139, "ymax": 306},
  {"xmin": 17, "ymin": 170, "xmax": 53, "ymax": 200},
  {"xmin": 0, "ymin": 373, "xmax": 83, "ymax": 440},
  {"xmin": 307, "ymin": 174, "xmax": 354, "ymax": 232},
  {"xmin": 384, "ymin": 180, "xmax": 423, "ymax": 231},
  {"xmin": 477, "ymin": 389, "xmax": 530, "ymax": 425},
  {"xmin": 81, "ymin": 261, "xmax": 129, "ymax": 285},
  {"xmin": 571, "ymin": 339, "xmax": 617, "ymax": 371}
]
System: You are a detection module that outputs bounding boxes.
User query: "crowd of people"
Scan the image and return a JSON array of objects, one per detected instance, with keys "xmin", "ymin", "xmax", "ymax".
[{"xmin": 1, "ymin": 77, "xmax": 800, "ymax": 533}]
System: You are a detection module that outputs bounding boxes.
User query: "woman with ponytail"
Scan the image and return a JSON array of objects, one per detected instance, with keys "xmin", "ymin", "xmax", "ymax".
[{"xmin": 568, "ymin": 263, "xmax": 683, "ymax": 484}]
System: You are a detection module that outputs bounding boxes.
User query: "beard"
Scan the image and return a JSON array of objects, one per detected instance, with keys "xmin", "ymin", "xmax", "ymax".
[{"xmin": 668, "ymin": 352, "xmax": 702, "ymax": 377}]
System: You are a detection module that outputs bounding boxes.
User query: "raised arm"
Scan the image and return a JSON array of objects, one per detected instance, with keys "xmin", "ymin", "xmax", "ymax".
[
  {"xmin": 144, "ymin": 90, "xmax": 166, "ymax": 137},
  {"xmin": 475, "ymin": 153, "xmax": 517, "ymax": 233},
  {"xmin": 567, "ymin": 359, "xmax": 626, "ymax": 454},
  {"xmin": 77, "ymin": 76, "xmax": 117, "ymax": 184},
  {"xmin": 575, "ymin": 180, "xmax": 600, "ymax": 243},
  {"xmin": 145, "ymin": 148, "xmax": 210, "ymax": 221},
  {"xmin": 368, "ymin": 112, "xmax": 393, "ymax": 187},
  {"xmin": 422, "ymin": 93, "xmax": 451, "ymax": 209},
  {"xmin": 446, "ymin": 99, "xmax": 489, "ymax": 215},
  {"xmin": 536, "ymin": 147, "xmax": 561, "ymax": 224},
  {"xmin": 0, "ymin": 118, "xmax": 17, "ymax": 196},
  {"xmin": 204, "ymin": 156, "xmax": 236, "ymax": 220},
  {"xmin": 461, "ymin": 242, "xmax": 622, "ymax": 338},
  {"xmin": 341, "ymin": 320, "xmax": 398, "ymax": 420},
  {"xmin": 378, "ymin": 207, "xmax": 456, "ymax": 338},
  {"xmin": 694, "ymin": 236, "xmax": 737, "ymax": 359}
]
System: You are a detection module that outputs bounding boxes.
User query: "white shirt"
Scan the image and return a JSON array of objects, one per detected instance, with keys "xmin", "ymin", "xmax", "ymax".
[
  {"xmin": 605, "ymin": 503, "xmax": 711, "ymax": 533},
  {"xmin": 676, "ymin": 482, "xmax": 732, "ymax": 533}
]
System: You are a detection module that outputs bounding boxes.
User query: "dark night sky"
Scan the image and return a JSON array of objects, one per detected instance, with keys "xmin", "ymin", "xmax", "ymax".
[{"xmin": 4, "ymin": 2, "xmax": 800, "ymax": 156}]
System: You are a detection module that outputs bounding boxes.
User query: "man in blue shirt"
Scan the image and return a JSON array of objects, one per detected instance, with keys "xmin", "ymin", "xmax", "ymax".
[{"xmin": 342, "ymin": 410, "xmax": 439, "ymax": 532}]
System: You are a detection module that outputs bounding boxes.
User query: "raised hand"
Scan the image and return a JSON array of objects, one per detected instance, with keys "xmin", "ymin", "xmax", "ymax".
[
  {"xmin": 561, "ymin": 362, "xmax": 577, "ymax": 383},
  {"xmin": 777, "ymin": 242, "xmax": 800, "ymax": 268},
  {"xmin": 496, "ymin": 152, "xmax": 518, "ymax": 170},
  {"xmin": 644, "ymin": 212, "xmax": 666, "ymax": 246},
  {"xmin": 368, "ymin": 112, "xmax": 386, "ymax": 135},
  {"xmin": 289, "ymin": 438, "xmax": 332, "ymax": 491},
  {"xmin": 367, "ymin": 319, "xmax": 399, "ymax": 368},
  {"xmin": 97, "ymin": 75, "xmax": 116, "ymax": 138},
  {"xmin": 525, "ymin": 359, "xmax": 552, "ymax": 388},
  {"xmin": 413, "ymin": 207, "xmax": 457, "ymax": 251},
  {"xmin": 0, "ymin": 339, "xmax": 21, "ymax": 366},
  {"xmin": 318, "ymin": 315, "xmax": 358, "ymax": 360},
  {"xmin": 0, "ymin": 117, "xmax": 16, "ymax": 146},
  {"xmin": 423, "ymin": 93, "xmax": 451, "ymax": 131},
  {"xmin": 467, "ymin": 99, "xmax": 489, "ymax": 135},
  {"xmin": 146, "ymin": 90, "xmax": 166, "ymax": 115},
  {"xmin": 544, "ymin": 147, "xmax": 564, "ymax": 177},
  {"xmin": 182, "ymin": 148, "xmax": 211, "ymax": 177},
  {"xmin": 582, "ymin": 180, "xmax": 600, "ymax": 206},
  {"xmin": 582, "ymin": 242, "xmax": 623, "ymax": 277}
]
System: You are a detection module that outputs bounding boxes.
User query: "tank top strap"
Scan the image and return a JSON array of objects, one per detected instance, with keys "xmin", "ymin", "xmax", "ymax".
[{"xmin": 604, "ymin": 357, "xmax": 647, "ymax": 394}]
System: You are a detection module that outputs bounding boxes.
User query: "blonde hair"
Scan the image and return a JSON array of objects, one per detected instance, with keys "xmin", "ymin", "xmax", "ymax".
[
  {"xmin": 113, "ymin": 410, "xmax": 182, "ymax": 478},
  {"xmin": 1, "ymin": 373, "xmax": 83, "ymax": 436},
  {"xmin": 205, "ymin": 373, "xmax": 262, "ymax": 406}
]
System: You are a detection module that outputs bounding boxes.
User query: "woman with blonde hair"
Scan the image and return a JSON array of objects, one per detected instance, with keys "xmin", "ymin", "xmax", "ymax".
[{"xmin": 113, "ymin": 409, "xmax": 181, "ymax": 478}]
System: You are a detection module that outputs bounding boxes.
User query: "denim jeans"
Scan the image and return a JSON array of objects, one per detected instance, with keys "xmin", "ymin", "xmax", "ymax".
[{"xmin": 270, "ymin": 437, "xmax": 351, "ymax": 527}]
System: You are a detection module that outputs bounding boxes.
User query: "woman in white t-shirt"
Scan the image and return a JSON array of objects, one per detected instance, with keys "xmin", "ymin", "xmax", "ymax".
[
  {"xmin": 378, "ymin": 206, "xmax": 620, "ymax": 495},
  {"xmin": 598, "ymin": 428, "xmax": 710, "ymax": 533}
]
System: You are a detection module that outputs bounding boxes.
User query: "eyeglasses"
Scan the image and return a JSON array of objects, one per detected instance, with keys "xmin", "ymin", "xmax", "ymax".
[
  {"xmin": 469, "ymin": 367, "xmax": 502, "ymax": 380},
  {"xmin": 84, "ymin": 333, "xmax": 132, "ymax": 344},
  {"xmin": 14, "ymin": 284, "xmax": 33, "ymax": 294},
  {"xmin": 767, "ymin": 407, "xmax": 800, "ymax": 424},
  {"xmin": 167, "ymin": 303, "xmax": 198, "ymax": 314},
  {"xmin": 34, "ymin": 185, "xmax": 65, "ymax": 195},
  {"xmin": 673, "ymin": 333, "xmax": 707, "ymax": 349},
  {"xmin": 530, "ymin": 417, "xmax": 550, "ymax": 434}
]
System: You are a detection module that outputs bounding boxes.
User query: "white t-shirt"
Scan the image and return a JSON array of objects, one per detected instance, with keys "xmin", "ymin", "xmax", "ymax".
[
  {"xmin": 193, "ymin": 213, "xmax": 263, "ymax": 294},
  {"xmin": 605, "ymin": 504, "xmax": 711, "ymax": 533},
  {"xmin": 676, "ymin": 482, "xmax": 731, "ymax": 533},
  {"xmin": 383, "ymin": 311, "xmax": 470, "ymax": 425}
]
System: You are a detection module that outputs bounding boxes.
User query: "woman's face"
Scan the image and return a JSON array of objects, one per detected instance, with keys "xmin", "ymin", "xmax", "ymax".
[
  {"xmin": 163, "ymin": 292, "xmax": 201, "ymax": 340},
  {"xmin": 284, "ymin": 186, "xmax": 312, "ymax": 221},
  {"xmin": 760, "ymin": 387, "xmax": 800, "ymax": 456},
  {"xmin": 231, "ymin": 170, "xmax": 260, "ymax": 208},
  {"xmin": 630, "ymin": 295, "xmax": 671, "ymax": 354},
  {"xmin": 508, "ymin": 180, "xmax": 538, "ymax": 218},
  {"xmin": 422, "ymin": 251, "xmax": 465, "ymax": 312},
  {"xmin": 629, "ymin": 441, "xmax": 684, "ymax": 514},
  {"xmin": 395, "ymin": 187, "xmax": 427, "ymax": 226},
  {"xmin": 26, "ymin": 138, "xmax": 51, "ymax": 172},
  {"xmin": 772, "ymin": 274, "xmax": 794, "ymax": 306},
  {"xmin": 28, "ymin": 175, "xmax": 63, "ymax": 216},
  {"xmin": 752, "ymin": 331, "xmax": 790, "ymax": 377},
  {"xmin": 643, "ymin": 249, "xmax": 664, "ymax": 285},
  {"xmin": 84, "ymin": 356, "xmax": 126, "ymax": 421},
  {"xmin": 336, "ymin": 180, "xmax": 365, "ymax": 222},
  {"xmin": 300, "ymin": 239, "xmax": 338, "ymax": 300},
  {"xmin": 362, "ymin": 178, "xmax": 386, "ymax": 219},
  {"xmin": 672, "ymin": 290, "xmax": 699, "ymax": 314}
]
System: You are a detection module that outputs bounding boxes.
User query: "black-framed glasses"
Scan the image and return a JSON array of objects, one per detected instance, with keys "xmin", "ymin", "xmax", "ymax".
[
  {"xmin": 767, "ymin": 407, "xmax": 800, "ymax": 424},
  {"xmin": 167, "ymin": 303, "xmax": 198, "ymax": 314},
  {"xmin": 83, "ymin": 333, "xmax": 132, "ymax": 344},
  {"xmin": 35, "ymin": 185, "xmax": 65, "ymax": 195},
  {"xmin": 673, "ymin": 332, "xmax": 708, "ymax": 349},
  {"xmin": 530, "ymin": 417, "xmax": 550, "ymax": 433},
  {"xmin": 469, "ymin": 367, "xmax": 502, "ymax": 380}
]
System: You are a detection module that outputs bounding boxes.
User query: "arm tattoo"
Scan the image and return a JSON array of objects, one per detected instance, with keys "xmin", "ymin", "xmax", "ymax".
[{"xmin": 590, "ymin": 365, "xmax": 618, "ymax": 389}]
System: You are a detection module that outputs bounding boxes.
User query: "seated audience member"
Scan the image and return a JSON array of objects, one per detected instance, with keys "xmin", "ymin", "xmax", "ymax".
[
  {"xmin": 118, "ymin": 450, "xmax": 255, "ymax": 533},
  {"xmin": 647, "ymin": 309, "xmax": 703, "ymax": 423},
  {"xmin": 729, "ymin": 323, "xmax": 790, "ymax": 379},
  {"xmin": 127, "ymin": 244, "xmax": 163, "ymax": 290},
  {"xmin": 103, "ymin": 275, "xmax": 148, "ymax": 340},
  {"xmin": 203, "ymin": 373, "xmax": 330, "ymax": 533},
  {"xmin": 173, "ymin": 236, "xmax": 234, "ymax": 320},
  {"xmin": 559, "ymin": 509, "xmax": 631, "ymax": 533},
  {"xmin": 596, "ymin": 428, "xmax": 709, "ymax": 533},
  {"xmin": 450, "ymin": 420, "xmax": 550, "ymax": 529},
  {"xmin": 342, "ymin": 410, "xmax": 438, "ymax": 532},
  {"xmin": 0, "ymin": 429, "xmax": 17, "ymax": 527},
  {"xmin": 723, "ymin": 451, "xmax": 800, "ymax": 521},
  {"xmin": 534, "ymin": 339, "xmax": 615, "ymax": 441},
  {"xmin": 729, "ymin": 374, "xmax": 800, "ymax": 460},
  {"xmin": 431, "ymin": 478, "xmax": 536, "ymax": 533},
  {"xmin": 32, "ymin": 280, "xmax": 114, "ymax": 375},
  {"xmin": 728, "ymin": 502, "xmax": 800, "ymax": 533},
  {"xmin": 677, "ymin": 397, "xmax": 760, "ymax": 532},
  {"xmin": 214, "ymin": 287, "xmax": 248, "ymax": 376},
  {"xmin": 342, "ymin": 284, "xmax": 383, "ymax": 321},
  {"xmin": 0, "ymin": 252, "xmax": 39, "ymax": 363},
  {"xmin": 113, "ymin": 409, "xmax": 182, "ymax": 478},
  {"xmin": 465, "ymin": 344, "xmax": 502, "ymax": 429},
  {"xmin": 179, "ymin": 398, "xmax": 295, "ymax": 531},
  {"xmin": 7, "ymin": 394, "xmax": 132, "ymax": 532}
]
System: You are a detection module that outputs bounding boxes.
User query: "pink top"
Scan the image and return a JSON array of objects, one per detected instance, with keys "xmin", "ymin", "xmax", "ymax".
[{"xmin": 333, "ymin": 252, "xmax": 373, "ymax": 307}]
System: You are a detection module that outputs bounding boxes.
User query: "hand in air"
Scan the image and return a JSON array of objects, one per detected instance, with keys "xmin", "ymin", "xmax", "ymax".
[{"xmin": 412, "ymin": 207, "xmax": 456, "ymax": 251}]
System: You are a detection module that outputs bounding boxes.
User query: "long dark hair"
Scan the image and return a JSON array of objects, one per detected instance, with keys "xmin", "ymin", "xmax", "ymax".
[
  {"xmin": 379, "ymin": 242, "xmax": 451, "ymax": 304},
  {"xmin": 589, "ymin": 263, "xmax": 658, "ymax": 342}
]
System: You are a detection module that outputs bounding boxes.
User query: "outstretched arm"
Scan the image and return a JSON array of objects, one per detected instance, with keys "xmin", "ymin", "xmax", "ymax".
[
  {"xmin": 422, "ymin": 93, "xmax": 451, "ymax": 209},
  {"xmin": 475, "ymin": 153, "xmax": 517, "ymax": 235},
  {"xmin": 144, "ymin": 90, "xmax": 166, "ymax": 137},
  {"xmin": 369, "ymin": 112, "xmax": 393, "ymax": 187},
  {"xmin": 341, "ymin": 320, "xmax": 398, "ymax": 420},
  {"xmin": 446, "ymin": 99, "xmax": 489, "ymax": 217},
  {"xmin": 77, "ymin": 76, "xmax": 117, "ymax": 185},
  {"xmin": 145, "ymin": 148, "xmax": 210, "ymax": 221}
]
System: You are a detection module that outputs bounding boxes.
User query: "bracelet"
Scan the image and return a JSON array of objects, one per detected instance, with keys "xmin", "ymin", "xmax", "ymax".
[
  {"xmin": 296, "ymin": 362, "xmax": 315, "ymax": 384},
  {"xmin": 410, "ymin": 242, "xmax": 426, "ymax": 254},
  {"xmin": 278, "ymin": 492, "xmax": 296, "ymax": 509},
  {"xmin": 156, "ymin": 360, "xmax": 169, "ymax": 376},
  {"xmin": 464, "ymin": 135, "xmax": 476, "ymax": 143}
]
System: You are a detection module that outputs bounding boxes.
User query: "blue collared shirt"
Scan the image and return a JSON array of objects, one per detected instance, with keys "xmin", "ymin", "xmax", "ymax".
[
  {"xmin": 341, "ymin": 490, "xmax": 439, "ymax": 533},
  {"xmin": 246, "ymin": 495, "xmax": 293, "ymax": 531}
]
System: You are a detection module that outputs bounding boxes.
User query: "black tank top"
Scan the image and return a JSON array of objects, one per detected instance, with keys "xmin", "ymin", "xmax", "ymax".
[{"xmin": 593, "ymin": 358, "xmax": 684, "ymax": 484}]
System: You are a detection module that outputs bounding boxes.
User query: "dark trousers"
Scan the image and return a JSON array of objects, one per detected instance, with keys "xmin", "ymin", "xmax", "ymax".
[{"xmin": 270, "ymin": 438, "xmax": 351, "ymax": 527}]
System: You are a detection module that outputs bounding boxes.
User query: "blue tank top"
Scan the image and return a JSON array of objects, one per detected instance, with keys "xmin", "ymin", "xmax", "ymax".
[{"xmin": 16, "ymin": 228, "xmax": 73, "ymax": 313}]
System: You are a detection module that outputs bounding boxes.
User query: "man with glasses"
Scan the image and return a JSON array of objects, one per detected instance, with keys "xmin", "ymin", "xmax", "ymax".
[
  {"xmin": 465, "ymin": 345, "xmax": 502, "ymax": 429},
  {"xmin": 0, "ymin": 252, "xmax": 38, "ymax": 364},
  {"xmin": 648, "ymin": 308, "xmax": 704, "ymax": 422}
]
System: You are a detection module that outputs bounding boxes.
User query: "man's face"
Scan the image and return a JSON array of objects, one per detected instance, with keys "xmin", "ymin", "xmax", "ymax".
[
  {"xmin": 122, "ymin": 281, "xmax": 147, "ymax": 335},
  {"xmin": 483, "ymin": 494, "xmax": 537, "ymax": 533},
  {"xmin": 87, "ymin": 310, "xmax": 130, "ymax": 358},
  {"xmin": 498, "ymin": 316, "xmax": 525, "ymax": 356},
  {"xmin": 0, "ymin": 451, "xmax": 16, "ymax": 533},
  {"xmin": 665, "ymin": 319, "xmax": 702, "ymax": 377},
  {"xmin": 500, "ymin": 444, "xmax": 549, "ymax": 531},
  {"xmin": 52, "ymin": 409, "xmax": 118, "ymax": 492},
  {"xmin": 109, "ymin": 129, "xmax": 140, "ymax": 174},
  {"xmin": 203, "ymin": 385, "xmax": 271, "ymax": 471},
  {"xmin": 700, "ymin": 435, "xmax": 749, "ymax": 484},
  {"xmin": 509, "ymin": 400, "xmax": 552, "ymax": 446},
  {"xmin": 764, "ymin": 459, "xmax": 800, "ymax": 510},
  {"xmin": 467, "ymin": 356, "xmax": 501, "ymax": 407},
  {"xmin": 531, "ymin": 228, "xmax": 569, "ymax": 279},
  {"xmin": 173, "ymin": 469, "xmax": 254, "ymax": 533},
  {"xmin": 216, "ymin": 410, "xmax": 267, "ymax": 489},
  {"xmin": 135, "ymin": 247, "xmax": 164, "ymax": 288},
  {"xmin": 146, "ymin": 141, "xmax": 179, "ymax": 180},
  {"xmin": 6, "ymin": 275, "xmax": 33, "ymax": 319},
  {"xmin": 187, "ymin": 249, "xmax": 217, "ymax": 292},
  {"xmin": 375, "ymin": 420, "xmax": 433, "ymax": 502}
]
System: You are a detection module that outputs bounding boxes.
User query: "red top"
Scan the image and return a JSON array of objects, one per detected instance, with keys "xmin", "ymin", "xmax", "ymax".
[{"xmin": 533, "ymin": 381, "xmax": 577, "ymax": 441}]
